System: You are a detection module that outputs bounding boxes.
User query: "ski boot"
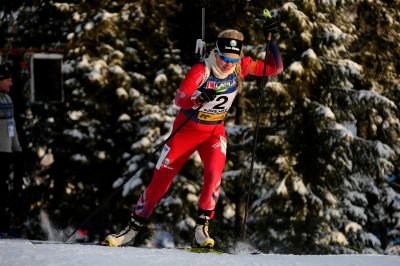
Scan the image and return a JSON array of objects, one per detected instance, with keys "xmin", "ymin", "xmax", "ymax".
[
  {"xmin": 104, "ymin": 215, "xmax": 143, "ymax": 247},
  {"xmin": 194, "ymin": 210, "xmax": 214, "ymax": 248}
]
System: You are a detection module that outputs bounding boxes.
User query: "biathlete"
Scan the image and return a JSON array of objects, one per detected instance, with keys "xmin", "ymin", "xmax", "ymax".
[{"xmin": 105, "ymin": 22, "xmax": 283, "ymax": 247}]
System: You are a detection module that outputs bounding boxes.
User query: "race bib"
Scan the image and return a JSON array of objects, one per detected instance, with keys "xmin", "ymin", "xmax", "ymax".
[
  {"xmin": 197, "ymin": 93, "xmax": 237, "ymax": 122},
  {"xmin": 197, "ymin": 111, "xmax": 227, "ymax": 121}
]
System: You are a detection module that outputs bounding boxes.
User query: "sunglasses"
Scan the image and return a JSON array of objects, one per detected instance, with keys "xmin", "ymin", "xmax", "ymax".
[{"xmin": 216, "ymin": 49, "xmax": 241, "ymax": 63}]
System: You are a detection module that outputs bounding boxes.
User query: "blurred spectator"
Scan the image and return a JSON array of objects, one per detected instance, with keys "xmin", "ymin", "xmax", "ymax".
[{"xmin": 0, "ymin": 63, "xmax": 23, "ymax": 237}]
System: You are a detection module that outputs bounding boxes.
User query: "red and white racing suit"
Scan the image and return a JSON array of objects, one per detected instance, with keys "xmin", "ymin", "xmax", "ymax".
[{"xmin": 133, "ymin": 42, "xmax": 283, "ymax": 220}]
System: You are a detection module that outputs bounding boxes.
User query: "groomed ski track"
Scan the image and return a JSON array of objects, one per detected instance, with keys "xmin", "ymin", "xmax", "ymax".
[{"xmin": 1, "ymin": 238, "xmax": 399, "ymax": 266}]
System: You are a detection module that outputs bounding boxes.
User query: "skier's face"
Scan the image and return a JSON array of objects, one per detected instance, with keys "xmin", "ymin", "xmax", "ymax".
[{"xmin": 215, "ymin": 51, "xmax": 240, "ymax": 73}]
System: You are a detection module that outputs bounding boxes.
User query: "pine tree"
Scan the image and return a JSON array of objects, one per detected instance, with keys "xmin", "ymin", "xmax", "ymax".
[{"xmin": 244, "ymin": 0, "xmax": 400, "ymax": 254}]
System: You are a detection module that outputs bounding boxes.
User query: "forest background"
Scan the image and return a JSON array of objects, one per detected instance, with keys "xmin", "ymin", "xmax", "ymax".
[{"xmin": 0, "ymin": 0, "xmax": 399, "ymax": 255}]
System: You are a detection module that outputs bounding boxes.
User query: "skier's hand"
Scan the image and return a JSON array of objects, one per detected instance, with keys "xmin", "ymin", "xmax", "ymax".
[
  {"xmin": 263, "ymin": 18, "xmax": 279, "ymax": 39},
  {"xmin": 199, "ymin": 89, "xmax": 217, "ymax": 103}
]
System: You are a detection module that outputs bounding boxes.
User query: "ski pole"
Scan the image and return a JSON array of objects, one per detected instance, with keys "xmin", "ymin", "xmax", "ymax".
[
  {"xmin": 201, "ymin": 0, "xmax": 206, "ymax": 41},
  {"xmin": 65, "ymin": 104, "xmax": 203, "ymax": 243},
  {"xmin": 241, "ymin": 8, "xmax": 273, "ymax": 240},
  {"xmin": 195, "ymin": 0, "xmax": 210, "ymax": 62}
]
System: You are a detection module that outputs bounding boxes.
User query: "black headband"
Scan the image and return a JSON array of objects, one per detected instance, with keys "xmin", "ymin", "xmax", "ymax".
[{"xmin": 216, "ymin": 38, "xmax": 243, "ymax": 55}]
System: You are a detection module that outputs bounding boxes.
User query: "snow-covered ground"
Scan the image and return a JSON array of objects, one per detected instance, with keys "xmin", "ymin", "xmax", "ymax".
[{"xmin": 0, "ymin": 239, "xmax": 399, "ymax": 266}]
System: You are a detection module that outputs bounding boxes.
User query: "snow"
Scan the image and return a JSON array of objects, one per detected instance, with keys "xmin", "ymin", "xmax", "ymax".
[
  {"xmin": 267, "ymin": 82, "xmax": 288, "ymax": 96},
  {"xmin": 1, "ymin": 239, "xmax": 399, "ymax": 266},
  {"xmin": 316, "ymin": 104, "xmax": 335, "ymax": 119},
  {"xmin": 116, "ymin": 87, "xmax": 129, "ymax": 99},
  {"xmin": 71, "ymin": 154, "xmax": 88, "ymax": 163},
  {"xmin": 87, "ymin": 60, "xmax": 107, "ymax": 83},
  {"xmin": 276, "ymin": 177, "xmax": 288, "ymax": 196},
  {"xmin": 323, "ymin": 23, "xmax": 346, "ymax": 42},
  {"xmin": 118, "ymin": 113, "xmax": 131, "ymax": 122},
  {"xmin": 154, "ymin": 73, "xmax": 168, "ymax": 85},
  {"xmin": 338, "ymin": 59, "xmax": 362, "ymax": 77},
  {"xmin": 345, "ymin": 222, "xmax": 362, "ymax": 233},
  {"xmin": 131, "ymin": 137, "xmax": 152, "ymax": 149},
  {"xmin": 223, "ymin": 204, "xmax": 235, "ymax": 219},
  {"xmin": 343, "ymin": 121, "xmax": 357, "ymax": 136},
  {"xmin": 343, "ymin": 199, "xmax": 368, "ymax": 222},
  {"xmin": 52, "ymin": 2, "xmax": 71, "ymax": 12},
  {"xmin": 302, "ymin": 48, "xmax": 318, "ymax": 60},
  {"xmin": 329, "ymin": 121, "xmax": 354, "ymax": 140},
  {"xmin": 288, "ymin": 61, "xmax": 304, "ymax": 75},
  {"xmin": 84, "ymin": 21, "xmax": 94, "ymax": 31},
  {"xmin": 120, "ymin": 171, "xmax": 143, "ymax": 197},
  {"xmin": 357, "ymin": 90, "xmax": 396, "ymax": 108},
  {"xmin": 319, "ymin": 0, "xmax": 338, "ymax": 6},
  {"xmin": 374, "ymin": 141, "xmax": 395, "ymax": 158},
  {"xmin": 325, "ymin": 190, "xmax": 337, "ymax": 206},
  {"xmin": 282, "ymin": 2, "xmax": 309, "ymax": 29},
  {"xmin": 68, "ymin": 110, "xmax": 84, "ymax": 120},
  {"xmin": 293, "ymin": 176, "xmax": 308, "ymax": 196},
  {"xmin": 129, "ymin": 87, "xmax": 141, "ymax": 98},
  {"xmin": 63, "ymin": 129, "xmax": 84, "ymax": 140},
  {"xmin": 168, "ymin": 63, "xmax": 183, "ymax": 75},
  {"xmin": 161, "ymin": 195, "xmax": 183, "ymax": 207},
  {"xmin": 319, "ymin": 231, "xmax": 349, "ymax": 246},
  {"xmin": 186, "ymin": 193, "xmax": 198, "ymax": 203},
  {"xmin": 109, "ymin": 65, "xmax": 126, "ymax": 75}
]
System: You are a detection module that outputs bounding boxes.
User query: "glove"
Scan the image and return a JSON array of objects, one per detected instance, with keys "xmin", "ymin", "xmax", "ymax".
[
  {"xmin": 263, "ymin": 18, "xmax": 279, "ymax": 38},
  {"xmin": 199, "ymin": 89, "xmax": 217, "ymax": 103}
]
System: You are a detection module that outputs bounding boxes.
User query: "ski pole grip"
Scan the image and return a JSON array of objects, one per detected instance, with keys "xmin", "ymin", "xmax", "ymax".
[
  {"xmin": 263, "ymin": 9, "xmax": 272, "ymax": 18},
  {"xmin": 263, "ymin": 8, "xmax": 273, "ymax": 41}
]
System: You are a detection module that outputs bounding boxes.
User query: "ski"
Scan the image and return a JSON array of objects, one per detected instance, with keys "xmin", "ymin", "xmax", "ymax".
[
  {"xmin": 177, "ymin": 246, "xmax": 231, "ymax": 255},
  {"xmin": 30, "ymin": 239, "xmax": 104, "ymax": 246},
  {"xmin": 177, "ymin": 245, "xmax": 262, "ymax": 255},
  {"xmin": 99, "ymin": 240, "xmax": 233, "ymax": 254}
]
